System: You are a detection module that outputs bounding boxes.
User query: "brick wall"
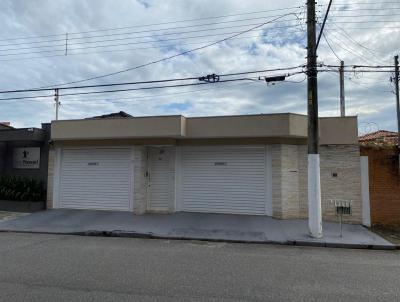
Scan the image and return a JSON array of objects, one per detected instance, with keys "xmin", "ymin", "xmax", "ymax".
[
  {"xmin": 319, "ymin": 145, "xmax": 362, "ymax": 223},
  {"xmin": 360, "ymin": 146, "xmax": 400, "ymax": 226},
  {"xmin": 271, "ymin": 145, "xmax": 283, "ymax": 218},
  {"xmin": 272, "ymin": 144, "xmax": 362, "ymax": 223},
  {"xmin": 271, "ymin": 144, "xmax": 302, "ymax": 219},
  {"xmin": 133, "ymin": 146, "xmax": 147, "ymax": 214},
  {"xmin": 46, "ymin": 148, "xmax": 55, "ymax": 209}
]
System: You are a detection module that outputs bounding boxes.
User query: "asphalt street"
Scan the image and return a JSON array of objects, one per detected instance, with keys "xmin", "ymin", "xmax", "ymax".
[{"xmin": 0, "ymin": 232, "xmax": 399, "ymax": 302}]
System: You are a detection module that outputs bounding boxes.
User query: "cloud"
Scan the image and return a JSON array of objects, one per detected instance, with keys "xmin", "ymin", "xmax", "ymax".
[{"xmin": 0, "ymin": 0, "xmax": 398, "ymax": 133}]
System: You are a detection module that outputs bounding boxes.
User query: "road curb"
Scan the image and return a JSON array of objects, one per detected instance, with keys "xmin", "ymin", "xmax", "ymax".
[
  {"xmin": 0, "ymin": 229, "xmax": 397, "ymax": 250},
  {"xmin": 80, "ymin": 231, "xmax": 400, "ymax": 250},
  {"xmin": 292, "ymin": 240, "xmax": 396, "ymax": 250}
]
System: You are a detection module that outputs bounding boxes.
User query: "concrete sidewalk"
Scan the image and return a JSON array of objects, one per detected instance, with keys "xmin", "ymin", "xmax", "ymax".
[{"xmin": 0, "ymin": 209, "xmax": 395, "ymax": 249}]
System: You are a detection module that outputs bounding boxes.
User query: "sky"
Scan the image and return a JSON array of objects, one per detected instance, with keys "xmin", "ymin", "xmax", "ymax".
[{"xmin": 0, "ymin": 0, "xmax": 399, "ymax": 134}]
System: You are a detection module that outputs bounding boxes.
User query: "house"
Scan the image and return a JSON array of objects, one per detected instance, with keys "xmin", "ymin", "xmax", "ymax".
[
  {"xmin": 46, "ymin": 113, "xmax": 363, "ymax": 223},
  {"xmin": 359, "ymin": 130, "xmax": 398, "ymax": 146},
  {"xmin": 0, "ymin": 122, "xmax": 13, "ymax": 129},
  {"xmin": 0, "ymin": 123, "xmax": 51, "ymax": 184}
]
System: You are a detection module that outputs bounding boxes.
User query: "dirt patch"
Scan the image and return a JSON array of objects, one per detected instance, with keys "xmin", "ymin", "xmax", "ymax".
[{"xmin": 371, "ymin": 225, "xmax": 400, "ymax": 245}]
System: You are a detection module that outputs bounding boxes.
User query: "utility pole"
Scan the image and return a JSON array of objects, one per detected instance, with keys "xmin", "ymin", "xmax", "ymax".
[
  {"xmin": 54, "ymin": 88, "xmax": 60, "ymax": 120},
  {"xmin": 340, "ymin": 60, "xmax": 345, "ymax": 117},
  {"xmin": 307, "ymin": 0, "xmax": 322, "ymax": 238},
  {"xmin": 395, "ymin": 55, "xmax": 399, "ymax": 151}
]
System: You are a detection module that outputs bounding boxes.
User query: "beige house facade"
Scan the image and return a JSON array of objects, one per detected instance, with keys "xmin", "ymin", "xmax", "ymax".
[{"xmin": 47, "ymin": 113, "xmax": 362, "ymax": 223}]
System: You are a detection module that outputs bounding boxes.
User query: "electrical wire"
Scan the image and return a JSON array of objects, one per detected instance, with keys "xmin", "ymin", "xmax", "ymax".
[
  {"xmin": 328, "ymin": 1, "xmax": 400, "ymax": 6},
  {"xmin": 328, "ymin": 22, "xmax": 386, "ymax": 57},
  {"xmin": 0, "ymin": 64, "xmax": 392, "ymax": 96},
  {"xmin": 32, "ymin": 13, "xmax": 298, "ymax": 89},
  {"xmin": 0, "ymin": 65, "xmax": 305, "ymax": 94},
  {"xmin": 322, "ymin": 31, "xmax": 376, "ymax": 65},
  {"xmin": 331, "ymin": 7, "xmax": 400, "ymax": 12},
  {"xmin": 329, "ymin": 29, "xmax": 390, "ymax": 66},
  {"xmin": 0, "ymin": 27, "xmax": 306, "ymax": 62},
  {"xmin": 319, "ymin": 69, "xmax": 394, "ymax": 73},
  {"xmin": 1, "ymin": 66, "xmax": 394, "ymax": 102},
  {"xmin": 328, "ymin": 13, "xmax": 400, "ymax": 18},
  {"xmin": 0, "ymin": 20, "xmax": 303, "ymax": 57},
  {"xmin": 0, "ymin": 80, "xmax": 260, "ymax": 103},
  {"xmin": 323, "ymin": 64, "xmax": 395, "ymax": 68},
  {"xmin": 61, "ymin": 80, "xmax": 262, "ymax": 103},
  {"xmin": 316, "ymin": 0, "xmax": 332, "ymax": 50},
  {"xmin": 0, "ymin": 5, "xmax": 305, "ymax": 43},
  {"xmin": 322, "ymin": 33, "xmax": 342, "ymax": 62},
  {"xmin": 325, "ymin": 25, "xmax": 400, "ymax": 30},
  {"xmin": 0, "ymin": 73, "xmax": 304, "ymax": 101},
  {"xmin": 0, "ymin": 15, "xmax": 303, "ymax": 49},
  {"xmin": 330, "ymin": 20, "xmax": 400, "ymax": 24}
]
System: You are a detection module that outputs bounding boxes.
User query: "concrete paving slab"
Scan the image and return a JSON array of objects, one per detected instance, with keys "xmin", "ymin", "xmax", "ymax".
[
  {"xmin": 0, "ymin": 209, "xmax": 394, "ymax": 249},
  {"xmin": 0, "ymin": 211, "xmax": 29, "ymax": 222}
]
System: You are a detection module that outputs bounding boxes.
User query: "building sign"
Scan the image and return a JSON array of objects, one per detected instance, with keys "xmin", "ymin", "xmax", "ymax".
[{"xmin": 13, "ymin": 147, "xmax": 40, "ymax": 169}]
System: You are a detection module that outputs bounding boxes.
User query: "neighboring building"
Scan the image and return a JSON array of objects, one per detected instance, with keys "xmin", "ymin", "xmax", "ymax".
[
  {"xmin": 0, "ymin": 124, "xmax": 51, "ymax": 184},
  {"xmin": 0, "ymin": 122, "xmax": 13, "ymax": 130},
  {"xmin": 88, "ymin": 111, "xmax": 133, "ymax": 119},
  {"xmin": 359, "ymin": 129, "xmax": 400, "ymax": 226},
  {"xmin": 360, "ymin": 146, "xmax": 400, "ymax": 226},
  {"xmin": 359, "ymin": 130, "xmax": 398, "ymax": 146},
  {"xmin": 47, "ymin": 113, "xmax": 363, "ymax": 223}
]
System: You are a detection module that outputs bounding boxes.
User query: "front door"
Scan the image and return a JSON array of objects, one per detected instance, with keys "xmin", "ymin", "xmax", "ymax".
[{"xmin": 147, "ymin": 147, "xmax": 174, "ymax": 212}]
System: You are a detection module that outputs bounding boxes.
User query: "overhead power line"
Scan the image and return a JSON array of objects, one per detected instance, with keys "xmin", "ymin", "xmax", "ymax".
[
  {"xmin": 0, "ymin": 17, "xmax": 302, "ymax": 51},
  {"xmin": 2, "ymin": 76, "xmax": 307, "ymax": 104},
  {"xmin": 0, "ymin": 72, "xmax": 304, "ymax": 101},
  {"xmin": 330, "ymin": 20, "xmax": 400, "ymax": 24},
  {"xmin": 325, "ymin": 25, "xmax": 400, "ymax": 30},
  {"xmin": 6, "ymin": 14, "xmax": 397, "ymax": 59},
  {"xmin": 323, "ymin": 30, "xmax": 385, "ymax": 65},
  {"xmin": 0, "ymin": 15, "xmax": 303, "ymax": 49},
  {"xmin": 316, "ymin": 0, "xmax": 332, "ymax": 50},
  {"xmin": 0, "ymin": 26, "xmax": 306, "ymax": 62},
  {"xmin": 322, "ymin": 33, "xmax": 342, "ymax": 62},
  {"xmin": 319, "ymin": 69, "xmax": 394, "ymax": 73},
  {"xmin": 0, "ymin": 65, "xmax": 393, "ymax": 102},
  {"xmin": 0, "ymin": 65, "xmax": 305, "ymax": 94},
  {"xmin": 0, "ymin": 5, "xmax": 304, "ymax": 43},
  {"xmin": 0, "ymin": 63, "xmax": 391, "ymax": 96},
  {"xmin": 328, "ymin": 22, "xmax": 385, "ymax": 55},
  {"xmin": 328, "ymin": 1, "xmax": 400, "ymax": 6},
  {"xmin": 328, "ymin": 13, "xmax": 400, "ymax": 18},
  {"xmin": 60, "ymin": 80, "xmax": 261, "ymax": 103},
  {"xmin": 331, "ymin": 7, "xmax": 400, "ymax": 12},
  {"xmin": 31, "ymin": 13, "xmax": 297, "ymax": 89},
  {"xmin": 0, "ymin": 20, "xmax": 303, "ymax": 57},
  {"xmin": 0, "ymin": 27, "xmax": 306, "ymax": 62},
  {"xmin": 323, "ymin": 64, "xmax": 395, "ymax": 68}
]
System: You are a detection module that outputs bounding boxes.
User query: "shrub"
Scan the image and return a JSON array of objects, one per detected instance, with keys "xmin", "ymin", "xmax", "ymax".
[{"xmin": 0, "ymin": 176, "xmax": 46, "ymax": 202}]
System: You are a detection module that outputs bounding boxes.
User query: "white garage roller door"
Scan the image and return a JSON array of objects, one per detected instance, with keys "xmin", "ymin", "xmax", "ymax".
[
  {"xmin": 58, "ymin": 148, "xmax": 133, "ymax": 211},
  {"xmin": 179, "ymin": 146, "xmax": 270, "ymax": 215}
]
